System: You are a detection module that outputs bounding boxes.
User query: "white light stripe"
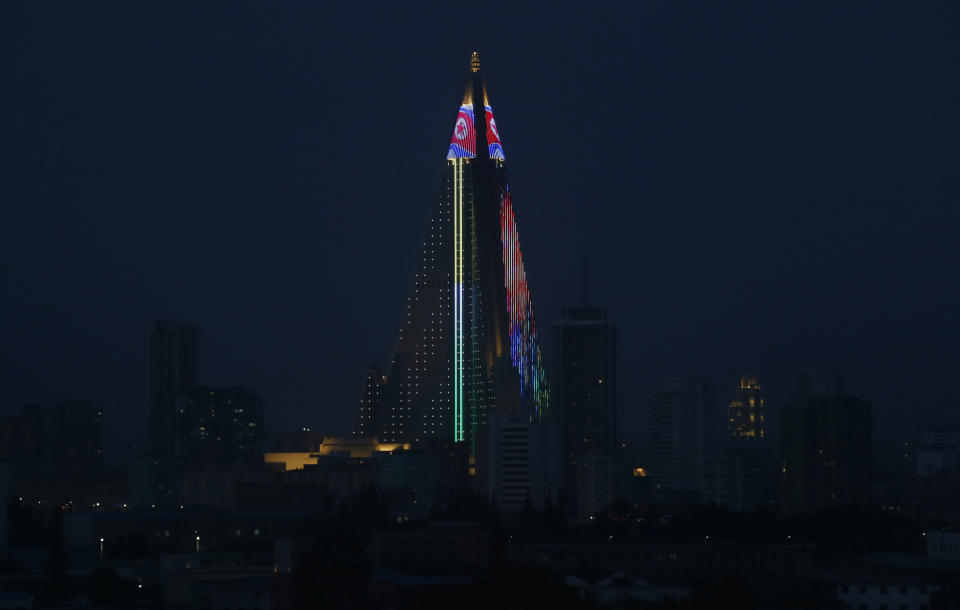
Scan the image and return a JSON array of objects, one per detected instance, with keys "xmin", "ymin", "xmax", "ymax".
[{"xmin": 452, "ymin": 158, "xmax": 464, "ymax": 442}]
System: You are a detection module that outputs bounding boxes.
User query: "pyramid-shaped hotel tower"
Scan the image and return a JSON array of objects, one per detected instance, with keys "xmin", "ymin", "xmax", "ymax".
[{"xmin": 355, "ymin": 53, "xmax": 549, "ymax": 452}]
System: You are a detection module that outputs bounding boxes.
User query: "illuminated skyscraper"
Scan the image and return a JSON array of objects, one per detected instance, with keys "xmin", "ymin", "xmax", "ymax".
[
  {"xmin": 705, "ymin": 375, "xmax": 770, "ymax": 510},
  {"xmin": 357, "ymin": 53, "xmax": 549, "ymax": 451},
  {"xmin": 727, "ymin": 374, "xmax": 765, "ymax": 441}
]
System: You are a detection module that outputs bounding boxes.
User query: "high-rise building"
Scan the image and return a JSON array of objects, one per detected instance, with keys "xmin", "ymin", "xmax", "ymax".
[
  {"xmin": 727, "ymin": 375, "xmax": 765, "ymax": 441},
  {"xmin": 356, "ymin": 53, "xmax": 549, "ymax": 453},
  {"xmin": 148, "ymin": 319, "xmax": 198, "ymax": 458},
  {"xmin": 780, "ymin": 367, "xmax": 870, "ymax": 514},
  {"xmin": 554, "ymin": 260, "xmax": 617, "ymax": 517},
  {"xmin": 479, "ymin": 412, "xmax": 561, "ymax": 512},
  {"xmin": 706, "ymin": 375, "xmax": 771, "ymax": 510},
  {"xmin": 554, "ymin": 260, "xmax": 617, "ymax": 494},
  {"xmin": 647, "ymin": 378, "xmax": 714, "ymax": 496},
  {"xmin": 782, "ymin": 393, "xmax": 872, "ymax": 514},
  {"xmin": 704, "ymin": 454, "xmax": 765, "ymax": 511},
  {"xmin": 575, "ymin": 452, "xmax": 626, "ymax": 522},
  {"xmin": 175, "ymin": 386, "xmax": 264, "ymax": 466}
]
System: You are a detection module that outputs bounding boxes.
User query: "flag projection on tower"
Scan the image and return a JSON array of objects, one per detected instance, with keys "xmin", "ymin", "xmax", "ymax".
[{"xmin": 447, "ymin": 105, "xmax": 505, "ymax": 161}]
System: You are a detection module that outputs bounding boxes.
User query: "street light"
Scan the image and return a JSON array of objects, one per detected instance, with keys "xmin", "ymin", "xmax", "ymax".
[
  {"xmin": 99, "ymin": 537, "xmax": 104, "ymax": 558},
  {"xmin": 195, "ymin": 535, "xmax": 200, "ymax": 553}
]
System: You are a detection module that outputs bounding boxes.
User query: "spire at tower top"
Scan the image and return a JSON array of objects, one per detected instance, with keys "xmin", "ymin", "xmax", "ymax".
[{"xmin": 446, "ymin": 52, "xmax": 503, "ymax": 161}]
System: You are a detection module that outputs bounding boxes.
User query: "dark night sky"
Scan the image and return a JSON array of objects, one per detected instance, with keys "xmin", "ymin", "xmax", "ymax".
[{"xmin": 1, "ymin": 1, "xmax": 958, "ymax": 448}]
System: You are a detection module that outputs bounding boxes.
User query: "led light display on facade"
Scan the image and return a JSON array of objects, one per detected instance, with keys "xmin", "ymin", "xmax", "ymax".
[
  {"xmin": 447, "ymin": 105, "xmax": 505, "ymax": 161},
  {"xmin": 355, "ymin": 53, "xmax": 546, "ymax": 452}
]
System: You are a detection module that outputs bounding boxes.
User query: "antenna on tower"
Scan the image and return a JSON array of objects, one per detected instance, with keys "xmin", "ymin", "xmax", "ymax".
[{"xmin": 582, "ymin": 257, "xmax": 589, "ymax": 307}]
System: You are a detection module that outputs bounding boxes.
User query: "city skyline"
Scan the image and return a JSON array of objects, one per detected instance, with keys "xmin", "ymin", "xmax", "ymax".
[
  {"xmin": 2, "ymin": 2, "xmax": 958, "ymax": 447},
  {"xmin": 2, "ymin": 4, "xmax": 960, "ymax": 608}
]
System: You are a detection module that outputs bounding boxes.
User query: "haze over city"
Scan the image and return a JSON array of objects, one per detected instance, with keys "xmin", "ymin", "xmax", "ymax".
[
  {"xmin": 2, "ymin": 2, "xmax": 959, "ymax": 609},
  {"xmin": 3, "ymin": 2, "xmax": 957, "ymax": 447}
]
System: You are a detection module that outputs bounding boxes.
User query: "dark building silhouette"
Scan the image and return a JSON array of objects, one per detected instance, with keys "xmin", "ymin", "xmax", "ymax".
[
  {"xmin": 127, "ymin": 455, "xmax": 180, "ymax": 508},
  {"xmin": 376, "ymin": 449, "xmax": 441, "ymax": 519},
  {"xmin": 575, "ymin": 452, "xmax": 627, "ymax": 521},
  {"xmin": 915, "ymin": 425, "xmax": 960, "ymax": 477},
  {"xmin": 148, "ymin": 319, "xmax": 198, "ymax": 458},
  {"xmin": 647, "ymin": 378, "xmax": 714, "ymax": 497},
  {"xmin": 0, "ymin": 398, "xmax": 103, "ymax": 477},
  {"xmin": 0, "ymin": 411, "xmax": 40, "ymax": 463},
  {"xmin": 704, "ymin": 453, "xmax": 765, "ymax": 511},
  {"xmin": 554, "ymin": 259, "xmax": 617, "ymax": 517},
  {"xmin": 782, "ymin": 382, "xmax": 872, "ymax": 514},
  {"xmin": 355, "ymin": 53, "xmax": 549, "ymax": 453},
  {"xmin": 175, "ymin": 386, "xmax": 264, "ymax": 467}
]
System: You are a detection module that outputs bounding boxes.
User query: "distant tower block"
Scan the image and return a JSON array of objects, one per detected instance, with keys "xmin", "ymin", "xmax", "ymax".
[
  {"xmin": 727, "ymin": 375, "xmax": 766, "ymax": 441},
  {"xmin": 554, "ymin": 258, "xmax": 618, "ymax": 506}
]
